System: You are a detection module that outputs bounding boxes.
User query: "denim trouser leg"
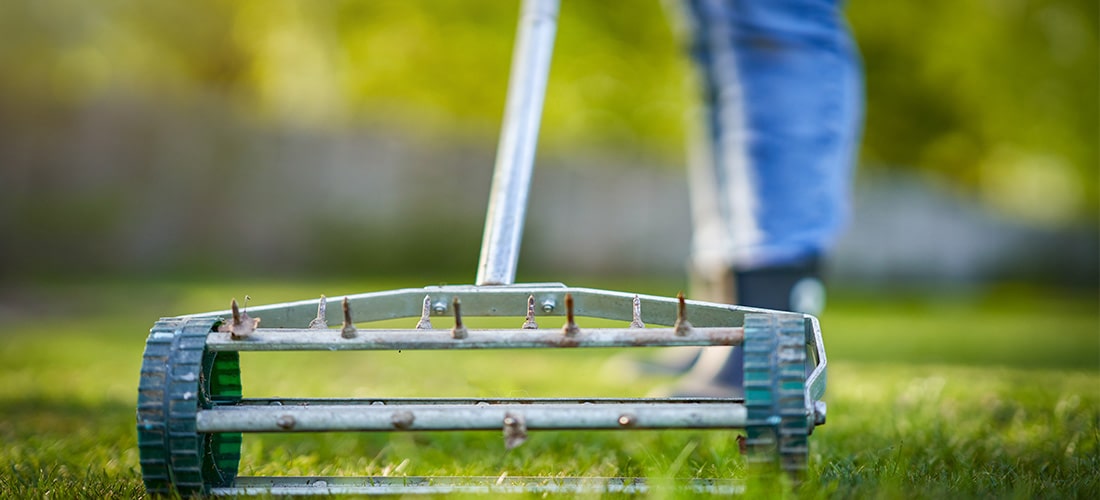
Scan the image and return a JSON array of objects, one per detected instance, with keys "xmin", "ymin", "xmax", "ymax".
[
  {"xmin": 683, "ymin": 0, "xmax": 863, "ymax": 273},
  {"xmin": 678, "ymin": 0, "xmax": 863, "ymax": 390}
]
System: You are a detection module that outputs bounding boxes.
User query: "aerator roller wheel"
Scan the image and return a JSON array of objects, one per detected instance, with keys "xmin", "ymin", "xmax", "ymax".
[
  {"xmin": 136, "ymin": 317, "xmax": 243, "ymax": 495},
  {"xmin": 743, "ymin": 313, "xmax": 809, "ymax": 478}
]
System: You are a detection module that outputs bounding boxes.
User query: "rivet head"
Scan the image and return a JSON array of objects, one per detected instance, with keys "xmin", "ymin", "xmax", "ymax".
[
  {"xmin": 276, "ymin": 414, "xmax": 296, "ymax": 430},
  {"xmin": 432, "ymin": 303, "xmax": 447, "ymax": 314},
  {"xmin": 618, "ymin": 414, "xmax": 636, "ymax": 427},
  {"xmin": 541, "ymin": 300, "xmax": 555, "ymax": 313},
  {"xmin": 503, "ymin": 412, "xmax": 528, "ymax": 450},
  {"xmin": 391, "ymin": 410, "xmax": 415, "ymax": 429}
]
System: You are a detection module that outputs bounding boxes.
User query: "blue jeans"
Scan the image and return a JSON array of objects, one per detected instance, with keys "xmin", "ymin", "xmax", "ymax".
[{"xmin": 681, "ymin": 0, "xmax": 863, "ymax": 273}]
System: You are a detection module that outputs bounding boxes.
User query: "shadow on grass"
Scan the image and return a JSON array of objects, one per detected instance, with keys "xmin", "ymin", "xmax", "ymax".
[{"xmin": 0, "ymin": 398, "xmax": 145, "ymax": 498}]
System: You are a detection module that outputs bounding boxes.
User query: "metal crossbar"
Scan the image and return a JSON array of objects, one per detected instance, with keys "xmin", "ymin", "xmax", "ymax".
[
  {"xmin": 185, "ymin": 283, "xmax": 826, "ymax": 404},
  {"xmin": 210, "ymin": 476, "xmax": 745, "ymax": 496},
  {"xmin": 184, "ymin": 285, "xmax": 761, "ymax": 327},
  {"xmin": 204, "ymin": 326, "xmax": 744, "ymax": 351},
  {"xmin": 197, "ymin": 399, "xmax": 747, "ymax": 433}
]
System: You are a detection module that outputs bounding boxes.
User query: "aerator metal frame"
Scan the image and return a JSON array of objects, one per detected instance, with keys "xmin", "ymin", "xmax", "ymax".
[
  {"xmin": 135, "ymin": 0, "xmax": 830, "ymax": 494},
  {"xmin": 137, "ymin": 285, "xmax": 827, "ymax": 495}
]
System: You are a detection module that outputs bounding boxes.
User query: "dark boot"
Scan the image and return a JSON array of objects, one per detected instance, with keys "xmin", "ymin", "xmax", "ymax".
[{"xmin": 661, "ymin": 257, "xmax": 825, "ymax": 397}]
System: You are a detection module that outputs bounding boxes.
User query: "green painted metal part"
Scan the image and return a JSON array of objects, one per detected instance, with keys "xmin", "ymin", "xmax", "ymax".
[
  {"xmin": 136, "ymin": 318, "xmax": 243, "ymax": 495},
  {"xmin": 744, "ymin": 314, "xmax": 809, "ymax": 475}
]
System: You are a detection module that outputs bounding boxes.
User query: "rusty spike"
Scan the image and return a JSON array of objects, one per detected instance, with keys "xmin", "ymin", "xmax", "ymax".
[
  {"xmin": 561, "ymin": 293, "xmax": 579, "ymax": 337},
  {"xmin": 341, "ymin": 297, "xmax": 357, "ymax": 339},
  {"xmin": 221, "ymin": 297, "xmax": 259, "ymax": 340},
  {"xmin": 415, "ymin": 295, "xmax": 433, "ymax": 330},
  {"xmin": 521, "ymin": 295, "xmax": 538, "ymax": 329},
  {"xmin": 230, "ymin": 298, "xmax": 241, "ymax": 325},
  {"xmin": 451, "ymin": 297, "xmax": 468, "ymax": 339},
  {"xmin": 673, "ymin": 291, "xmax": 693, "ymax": 336}
]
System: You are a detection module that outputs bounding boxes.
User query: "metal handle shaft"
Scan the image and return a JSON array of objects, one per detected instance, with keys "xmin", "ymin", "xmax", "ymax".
[{"xmin": 475, "ymin": 0, "xmax": 560, "ymax": 286}]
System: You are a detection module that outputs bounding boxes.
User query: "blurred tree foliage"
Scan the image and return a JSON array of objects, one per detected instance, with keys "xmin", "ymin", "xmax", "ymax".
[
  {"xmin": 848, "ymin": 0, "xmax": 1098, "ymax": 225},
  {"xmin": 0, "ymin": 0, "xmax": 1095, "ymax": 222}
]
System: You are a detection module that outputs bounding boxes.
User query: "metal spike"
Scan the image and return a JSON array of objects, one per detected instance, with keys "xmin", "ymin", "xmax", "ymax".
[
  {"xmin": 673, "ymin": 291, "xmax": 693, "ymax": 336},
  {"xmin": 561, "ymin": 293, "xmax": 579, "ymax": 337},
  {"xmin": 503, "ymin": 412, "xmax": 528, "ymax": 450},
  {"xmin": 223, "ymin": 297, "xmax": 259, "ymax": 340},
  {"xmin": 230, "ymin": 298, "xmax": 241, "ymax": 326},
  {"xmin": 451, "ymin": 297, "xmax": 468, "ymax": 339},
  {"xmin": 415, "ymin": 295, "xmax": 433, "ymax": 330},
  {"xmin": 308, "ymin": 295, "xmax": 328, "ymax": 329},
  {"xmin": 521, "ymin": 295, "xmax": 538, "ymax": 329},
  {"xmin": 629, "ymin": 295, "xmax": 645, "ymax": 329},
  {"xmin": 341, "ymin": 297, "xmax": 357, "ymax": 339}
]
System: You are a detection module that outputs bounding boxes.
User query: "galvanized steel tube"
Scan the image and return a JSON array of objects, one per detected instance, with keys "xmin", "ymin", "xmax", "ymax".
[
  {"xmin": 196, "ymin": 402, "xmax": 747, "ymax": 433},
  {"xmin": 475, "ymin": 0, "xmax": 560, "ymax": 285},
  {"xmin": 204, "ymin": 327, "xmax": 743, "ymax": 351}
]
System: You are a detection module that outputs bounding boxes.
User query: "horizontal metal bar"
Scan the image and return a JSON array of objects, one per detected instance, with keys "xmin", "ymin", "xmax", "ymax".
[
  {"xmin": 234, "ymin": 397, "xmax": 743, "ymax": 406},
  {"xmin": 196, "ymin": 402, "xmax": 747, "ymax": 433},
  {"xmin": 182, "ymin": 284, "xmax": 776, "ymax": 328},
  {"xmin": 210, "ymin": 476, "xmax": 744, "ymax": 496},
  {"xmin": 205, "ymin": 327, "xmax": 743, "ymax": 352},
  {"xmin": 178, "ymin": 282, "xmax": 824, "ymax": 416}
]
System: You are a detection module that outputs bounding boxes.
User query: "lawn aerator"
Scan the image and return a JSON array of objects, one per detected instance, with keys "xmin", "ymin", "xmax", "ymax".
[{"xmin": 135, "ymin": 0, "xmax": 828, "ymax": 494}]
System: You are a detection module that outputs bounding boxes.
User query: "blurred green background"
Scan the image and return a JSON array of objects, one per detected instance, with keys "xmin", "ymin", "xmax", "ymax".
[
  {"xmin": 0, "ymin": 2, "xmax": 1097, "ymax": 496},
  {"xmin": 0, "ymin": 0, "xmax": 1096, "ymax": 285}
]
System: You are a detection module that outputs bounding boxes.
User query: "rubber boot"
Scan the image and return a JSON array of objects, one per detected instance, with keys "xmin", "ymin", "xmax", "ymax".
[{"xmin": 662, "ymin": 257, "xmax": 825, "ymax": 397}]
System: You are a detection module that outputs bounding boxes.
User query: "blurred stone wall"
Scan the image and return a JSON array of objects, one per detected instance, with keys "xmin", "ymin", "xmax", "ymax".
[
  {"xmin": 0, "ymin": 94, "xmax": 691, "ymax": 281},
  {"xmin": 1, "ymin": 95, "xmax": 1095, "ymax": 286}
]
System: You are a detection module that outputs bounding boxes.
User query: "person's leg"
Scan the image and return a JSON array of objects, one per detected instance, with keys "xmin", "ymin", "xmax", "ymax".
[{"xmin": 676, "ymin": 0, "xmax": 863, "ymax": 395}]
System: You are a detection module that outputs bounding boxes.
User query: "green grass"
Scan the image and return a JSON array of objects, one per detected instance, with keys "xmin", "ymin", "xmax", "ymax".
[{"xmin": 0, "ymin": 279, "xmax": 1097, "ymax": 498}]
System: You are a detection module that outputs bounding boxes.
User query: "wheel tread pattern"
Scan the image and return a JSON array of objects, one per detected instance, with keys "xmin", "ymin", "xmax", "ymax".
[
  {"xmin": 743, "ymin": 313, "xmax": 810, "ymax": 478},
  {"xmin": 136, "ymin": 317, "xmax": 242, "ymax": 495}
]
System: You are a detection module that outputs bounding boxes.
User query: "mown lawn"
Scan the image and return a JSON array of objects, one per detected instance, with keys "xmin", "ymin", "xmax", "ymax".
[{"xmin": 0, "ymin": 279, "xmax": 1096, "ymax": 498}]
